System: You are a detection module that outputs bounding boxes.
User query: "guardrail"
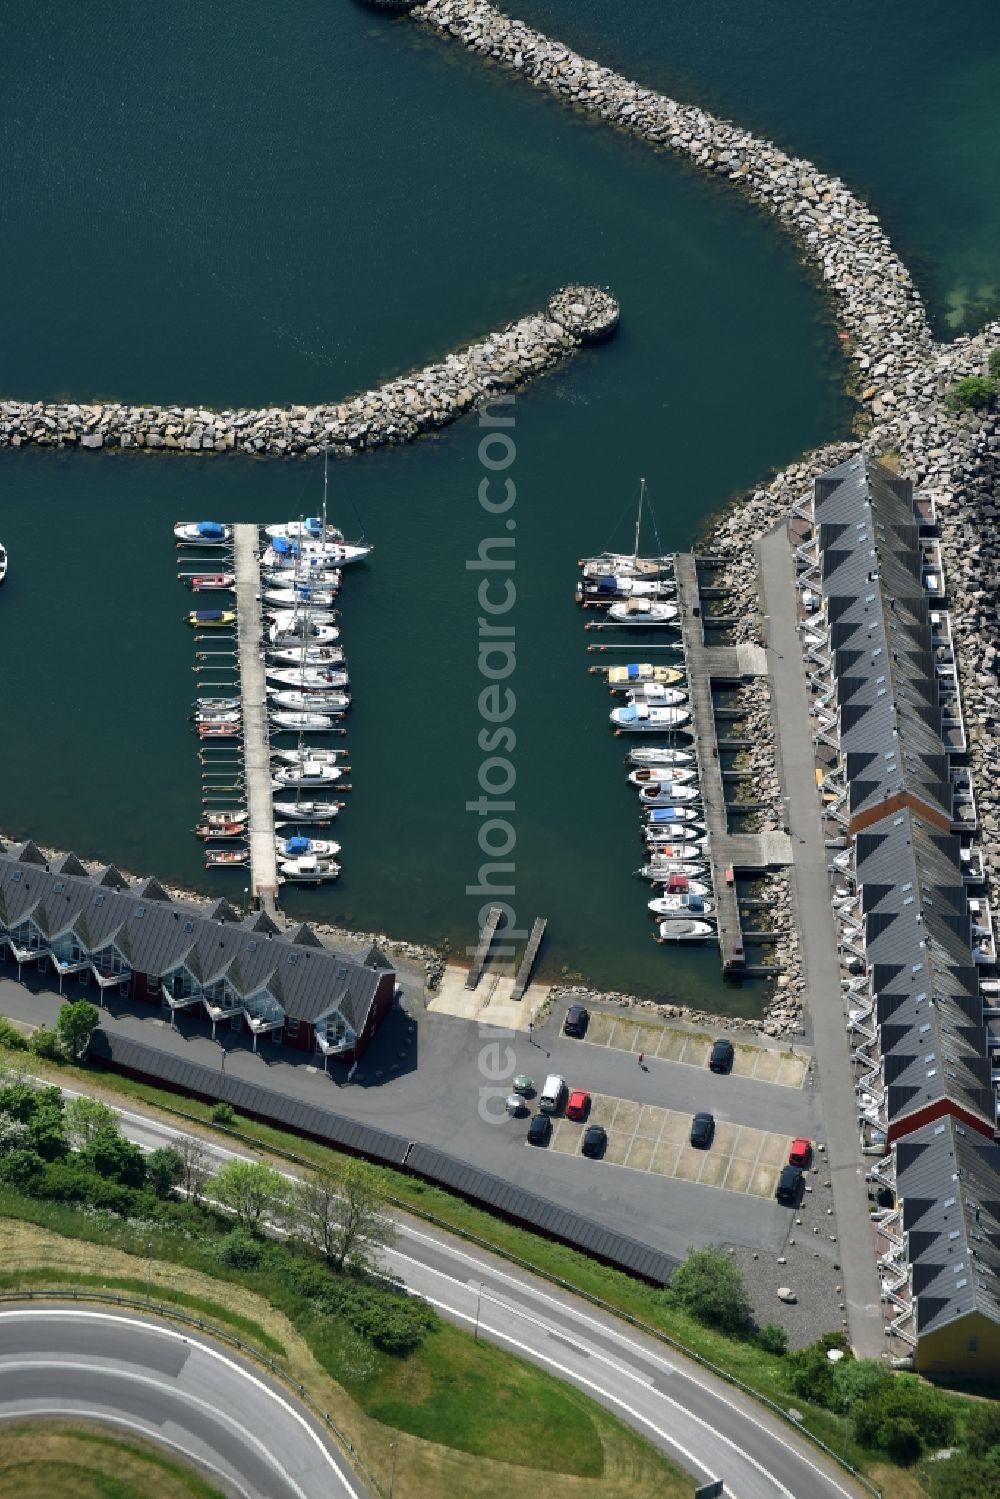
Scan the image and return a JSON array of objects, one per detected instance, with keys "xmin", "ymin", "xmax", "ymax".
[{"xmin": 0, "ymin": 1285, "xmax": 386, "ymax": 1498}]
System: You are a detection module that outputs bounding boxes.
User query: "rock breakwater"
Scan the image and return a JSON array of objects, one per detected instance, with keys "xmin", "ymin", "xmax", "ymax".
[{"xmin": 0, "ymin": 285, "xmax": 618, "ymax": 457}]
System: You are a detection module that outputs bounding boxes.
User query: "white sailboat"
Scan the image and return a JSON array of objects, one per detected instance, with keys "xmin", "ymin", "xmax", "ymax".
[
  {"xmin": 628, "ymin": 766, "xmax": 697, "ymax": 787},
  {"xmin": 273, "ymin": 799, "xmax": 343, "ymax": 822},
  {"xmin": 268, "ymin": 688, "xmax": 349, "ymax": 714},
  {"xmin": 268, "ymin": 615, "xmax": 340, "ymax": 646},
  {"xmin": 627, "ymin": 746, "xmax": 695, "ymax": 768},
  {"xmin": 266, "ymin": 666, "xmax": 349, "ymax": 691},
  {"xmin": 272, "ymin": 761, "xmax": 345, "ymax": 790},
  {"xmin": 269, "ymin": 711, "xmax": 341, "ymax": 733},
  {"xmin": 607, "ymin": 598, "xmax": 679, "ymax": 626},
  {"xmin": 0, "ymin": 542, "xmax": 7, "ymax": 584},
  {"xmin": 267, "ymin": 643, "xmax": 344, "ymax": 668},
  {"xmin": 578, "ymin": 480, "xmax": 673, "ymax": 578}
]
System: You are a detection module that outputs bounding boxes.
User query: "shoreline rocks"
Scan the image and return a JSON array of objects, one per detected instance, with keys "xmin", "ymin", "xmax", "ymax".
[{"xmin": 0, "ymin": 284, "xmax": 618, "ymax": 457}]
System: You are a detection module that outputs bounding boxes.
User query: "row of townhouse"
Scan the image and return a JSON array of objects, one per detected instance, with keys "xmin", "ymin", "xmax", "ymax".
[
  {"xmin": 0, "ymin": 840, "xmax": 396, "ymax": 1063},
  {"xmin": 793, "ymin": 453, "xmax": 1000, "ymax": 1377}
]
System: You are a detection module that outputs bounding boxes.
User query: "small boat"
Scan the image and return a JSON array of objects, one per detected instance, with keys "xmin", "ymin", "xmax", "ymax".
[
  {"xmin": 637, "ymin": 863, "xmax": 708, "ymax": 884},
  {"xmin": 604, "ymin": 664, "xmax": 683, "ymax": 690},
  {"xmin": 262, "ymin": 539, "xmax": 368, "ymax": 570},
  {"xmin": 277, "ymin": 854, "xmax": 341, "ymax": 885},
  {"xmin": 628, "ymin": 746, "xmax": 695, "ymax": 768},
  {"xmin": 644, "ymin": 805, "xmax": 702, "ymax": 824},
  {"xmin": 579, "ymin": 555, "xmax": 673, "ymax": 580},
  {"xmin": 276, "ymin": 834, "xmax": 341, "ymax": 859},
  {"xmin": 195, "ymin": 820, "xmax": 247, "ymax": 840},
  {"xmin": 186, "ymin": 610, "xmax": 236, "ymax": 628},
  {"xmin": 185, "ymin": 573, "xmax": 235, "ymax": 591},
  {"xmin": 200, "ymin": 809, "xmax": 248, "ymax": 828},
  {"xmin": 272, "ymin": 761, "xmax": 345, "ymax": 789},
  {"xmin": 271, "ymin": 747, "xmax": 345, "ymax": 767},
  {"xmin": 626, "ymin": 683, "xmax": 687, "ymax": 707},
  {"xmin": 265, "ymin": 517, "xmax": 344, "ymax": 543},
  {"xmin": 273, "ymin": 799, "xmax": 344, "ymax": 822},
  {"xmin": 638, "ymin": 845, "xmax": 706, "ymax": 867},
  {"xmin": 266, "ymin": 666, "xmax": 349, "ymax": 691},
  {"xmin": 578, "ymin": 575, "xmax": 676, "ymax": 605},
  {"xmin": 611, "ymin": 702, "xmax": 691, "ymax": 732},
  {"xmin": 639, "ymin": 784, "xmax": 702, "ymax": 806},
  {"xmin": 644, "ymin": 825, "xmax": 707, "ymax": 845},
  {"xmin": 175, "ymin": 521, "xmax": 232, "ymax": 546},
  {"xmin": 647, "ymin": 880, "xmax": 712, "ymax": 903},
  {"xmin": 194, "ymin": 696, "xmax": 241, "ymax": 713},
  {"xmin": 0, "ymin": 542, "xmax": 8, "ymax": 584},
  {"xmin": 650, "ymin": 893, "xmax": 715, "ymax": 918},
  {"xmin": 263, "ymin": 586, "xmax": 338, "ymax": 611},
  {"xmin": 262, "ymin": 567, "xmax": 342, "ymax": 590},
  {"xmin": 268, "ymin": 615, "xmax": 340, "ymax": 645},
  {"xmin": 192, "ymin": 709, "xmax": 241, "ymax": 725},
  {"xmin": 607, "ymin": 599, "xmax": 679, "ymax": 626},
  {"xmin": 205, "ymin": 848, "xmax": 249, "ymax": 868},
  {"xmin": 655, "ymin": 919, "xmax": 715, "ymax": 943},
  {"xmin": 198, "ymin": 722, "xmax": 242, "ymax": 739},
  {"xmin": 268, "ymin": 689, "xmax": 349, "ymax": 714},
  {"xmin": 628, "ymin": 766, "xmax": 697, "ymax": 787},
  {"xmin": 269, "ymin": 711, "xmax": 340, "ymax": 733},
  {"xmin": 268, "ymin": 643, "xmax": 345, "ymax": 668}
]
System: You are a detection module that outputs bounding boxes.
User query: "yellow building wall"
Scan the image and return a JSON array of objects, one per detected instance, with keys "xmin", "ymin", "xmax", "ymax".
[{"xmin": 916, "ymin": 1312, "xmax": 1000, "ymax": 1379}]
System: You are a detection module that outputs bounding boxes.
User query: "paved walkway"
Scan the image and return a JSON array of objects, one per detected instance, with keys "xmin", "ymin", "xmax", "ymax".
[
  {"xmin": 757, "ymin": 522, "xmax": 885, "ymax": 1358},
  {"xmin": 234, "ymin": 523, "xmax": 277, "ymax": 913}
]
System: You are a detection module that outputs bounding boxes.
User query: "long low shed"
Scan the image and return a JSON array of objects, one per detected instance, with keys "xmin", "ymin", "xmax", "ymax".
[{"xmin": 88, "ymin": 1029, "xmax": 676, "ymax": 1284}]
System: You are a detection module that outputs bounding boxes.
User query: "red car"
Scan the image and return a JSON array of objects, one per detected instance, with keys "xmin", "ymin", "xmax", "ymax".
[
  {"xmin": 788, "ymin": 1137, "xmax": 811, "ymax": 1168},
  {"xmin": 565, "ymin": 1088, "xmax": 591, "ymax": 1121}
]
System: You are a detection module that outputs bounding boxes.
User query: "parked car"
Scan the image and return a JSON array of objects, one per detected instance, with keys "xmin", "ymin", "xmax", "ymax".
[
  {"xmin": 788, "ymin": 1136, "xmax": 812, "ymax": 1168},
  {"xmin": 776, "ymin": 1164, "xmax": 803, "ymax": 1204},
  {"xmin": 565, "ymin": 1088, "xmax": 591, "ymax": 1121},
  {"xmin": 690, "ymin": 1111, "xmax": 715, "ymax": 1148},
  {"xmin": 539, "ymin": 1074, "xmax": 566, "ymax": 1113},
  {"xmin": 563, "ymin": 1003, "xmax": 590, "ymax": 1037},
  {"xmin": 506, "ymin": 1094, "xmax": 526, "ymax": 1117},
  {"xmin": 527, "ymin": 1113, "xmax": 552, "ymax": 1146},
  {"xmin": 709, "ymin": 1037, "xmax": 734, "ymax": 1073},
  {"xmin": 512, "ymin": 1074, "xmax": 534, "ymax": 1096},
  {"xmin": 582, "ymin": 1124, "xmax": 607, "ymax": 1158}
]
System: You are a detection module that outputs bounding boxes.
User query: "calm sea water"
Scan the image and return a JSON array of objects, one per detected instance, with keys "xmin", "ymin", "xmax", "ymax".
[{"xmin": 1, "ymin": 3, "xmax": 994, "ymax": 1008}]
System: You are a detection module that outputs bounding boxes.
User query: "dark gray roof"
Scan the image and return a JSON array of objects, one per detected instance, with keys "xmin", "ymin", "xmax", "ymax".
[
  {"xmin": 0, "ymin": 841, "xmax": 389, "ymax": 1029},
  {"xmin": 895, "ymin": 1117, "xmax": 1000, "ymax": 1339}
]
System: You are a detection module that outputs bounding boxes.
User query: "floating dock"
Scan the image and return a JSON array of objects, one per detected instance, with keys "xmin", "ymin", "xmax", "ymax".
[
  {"xmin": 511, "ymin": 917, "xmax": 547, "ymax": 1001},
  {"xmin": 234, "ymin": 523, "xmax": 278, "ymax": 914},
  {"xmin": 466, "ymin": 905, "xmax": 503, "ymax": 989},
  {"xmin": 673, "ymin": 553, "xmax": 791, "ymax": 971}
]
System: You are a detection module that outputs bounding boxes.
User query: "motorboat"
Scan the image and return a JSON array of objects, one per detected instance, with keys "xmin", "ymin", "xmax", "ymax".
[
  {"xmin": 186, "ymin": 609, "xmax": 235, "ymax": 628},
  {"xmin": 639, "ymin": 784, "xmax": 702, "ymax": 806},
  {"xmin": 263, "ymin": 586, "xmax": 338, "ymax": 611},
  {"xmin": 644, "ymin": 805, "xmax": 702, "ymax": 824},
  {"xmin": 195, "ymin": 819, "xmax": 247, "ymax": 840},
  {"xmin": 647, "ymin": 879, "xmax": 712, "ymax": 903},
  {"xmin": 626, "ymin": 683, "xmax": 687, "ymax": 707},
  {"xmin": 263, "ymin": 601, "xmax": 337, "ymax": 625},
  {"xmin": 643, "ymin": 825, "xmax": 707, "ymax": 845},
  {"xmin": 273, "ymin": 799, "xmax": 343, "ymax": 823},
  {"xmin": 194, "ymin": 696, "xmax": 240, "ymax": 713},
  {"xmin": 200, "ymin": 808, "xmax": 248, "ymax": 828},
  {"xmin": 607, "ymin": 599, "xmax": 679, "ymax": 626},
  {"xmin": 268, "ymin": 643, "xmax": 344, "ymax": 668},
  {"xmin": 265, "ymin": 517, "xmax": 344, "ymax": 543},
  {"xmin": 269, "ymin": 711, "xmax": 341, "ymax": 733},
  {"xmin": 628, "ymin": 746, "xmax": 695, "ymax": 769},
  {"xmin": 271, "ymin": 747, "xmax": 345, "ymax": 767},
  {"xmin": 577, "ymin": 576, "xmax": 675, "ymax": 605},
  {"xmin": 276, "ymin": 834, "xmax": 341, "ymax": 859},
  {"xmin": 192, "ymin": 707, "xmax": 241, "ymax": 723},
  {"xmin": 603, "ymin": 664, "xmax": 683, "ymax": 690},
  {"xmin": 628, "ymin": 766, "xmax": 696, "ymax": 787},
  {"xmin": 655, "ymin": 919, "xmax": 715, "ymax": 943},
  {"xmin": 649, "ymin": 893, "xmax": 715, "ymax": 918},
  {"xmin": 175, "ymin": 521, "xmax": 232, "ymax": 546},
  {"xmin": 184, "ymin": 573, "xmax": 235, "ymax": 591},
  {"xmin": 268, "ymin": 688, "xmax": 349, "ymax": 714},
  {"xmin": 278, "ymin": 854, "xmax": 341, "ymax": 885},
  {"xmin": 611, "ymin": 702, "xmax": 691, "ymax": 732},
  {"xmin": 271, "ymin": 761, "xmax": 345, "ymax": 789},
  {"xmin": 198, "ymin": 722, "xmax": 242, "ymax": 739},
  {"xmin": 638, "ymin": 844, "xmax": 706, "ymax": 866},
  {"xmin": 637, "ymin": 862, "xmax": 708, "ymax": 884},
  {"xmin": 268, "ymin": 615, "xmax": 340, "ymax": 646},
  {"xmin": 265, "ymin": 666, "xmax": 349, "ymax": 691},
  {"xmin": 205, "ymin": 848, "xmax": 248, "ymax": 868},
  {"xmin": 262, "ymin": 567, "xmax": 342, "ymax": 590},
  {"xmin": 0, "ymin": 542, "xmax": 6, "ymax": 584}
]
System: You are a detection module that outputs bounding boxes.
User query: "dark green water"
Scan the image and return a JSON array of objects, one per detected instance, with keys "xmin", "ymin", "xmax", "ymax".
[{"xmin": 2, "ymin": 2, "xmax": 992, "ymax": 1007}]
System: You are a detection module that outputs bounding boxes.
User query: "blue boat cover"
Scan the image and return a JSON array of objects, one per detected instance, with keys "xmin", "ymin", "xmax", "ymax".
[
  {"xmin": 272, "ymin": 536, "xmax": 292, "ymax": 554},
  {"xmin": 688, "ymin": 895, "xmax": 704, "ymax": 912},
  {"xmin": 596, "ymin": 575, "xmax": 619, "ymax": 592},
  {"xmin": 196, "ymin": 521, "xmax": 225, "ymax": 538},
  {"xmin": 618, "ymin": 705, "xmax": 638, "ymax": 722},
  {"xmin": 304, "ymin": 517, "xmax": 323, "ymax": 535},
  {"xmin": 196, "ymin": 610, "xmax": 224, "ymax": 621},
  {"xmin": 649, "ymin": 807, "xmax": 681, "ymax": 823},
  {"xmin": 286, "ymin": 835, "xmax": 311, "ymax": 853},
  {"xmin": 627, "ymin": 663, "xmax": 640, "ymax": 679}
]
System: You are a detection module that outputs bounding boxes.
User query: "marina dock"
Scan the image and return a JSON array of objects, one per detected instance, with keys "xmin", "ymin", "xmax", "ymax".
[
  {"xmin": 234, "ymin": 523, "xmax": 278, "ymax": 914},
  {"xmin": 674, "ymin": 554, "xmax": 791, "ymax": 971},
  {"xmin": 466, "ymin": 905, "xmax": 503, "ymax": 989},
  {"xmin": 511, "ymin": 916, "xmax": 547, "ymax": 1001}
]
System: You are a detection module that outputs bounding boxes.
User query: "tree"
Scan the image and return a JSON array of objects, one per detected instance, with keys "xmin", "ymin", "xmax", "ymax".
[
  {"xmin": 293, "ymin": 1160, "xmax": 395, "ymax": 1274},
  {"xmin": 29, "ymin": 1027, "xmax": 64, "ymax": 1061},
  {"xmin": 945, "ymin": 375, "xmax": 997, "ymax": 412},
  {"xmin": 211, "ymin": 1102, "xmax": 235, "ymax": 1127},
  {"xmin": 211, "ymin": 1160, "xmax": 286, "ymax": 1233},
  {"xmin": 963, "ymin": 1400, "xmax": 1000, "ymax": 1459},
  {"xmin": 667, "ymin": 1248, "xmax": 753, "ymax": 1336},
  {"xmin": 931, "ymin": 1453, "xmax": 1000, "ymax": 1499},
  {"xmin": 82, "ymin": 1125, "xmax": 147, "ymax": 1189},
  {"xmin": 755, "ymin": 1322, "xmax": 788, "ymax": 1356},
  {"xmin": 55, "ymin": 1001, "xmax": 100, "ymax": 1061},
  {"xmin": 176, "ymin": 1135, "xmax": 211, "ymax": 1205},
  {"xmin": 65, "ymin": 1096, "xmax": 118, "ymax": 1150},
  {"xmin": 25, "ymin": 1087, "xmax": 68, "ymax": 1161},
  {"xmin": 988, "ymin": 350, "xmax": 1000, "ymax": 380},
  {"xmin": 146, "ymin": 1146, "xmax": 184, "ymax": 1200},
  {"xmin": 0, "ymin": 1117, "xmax": 29, "ymax": 1156}
]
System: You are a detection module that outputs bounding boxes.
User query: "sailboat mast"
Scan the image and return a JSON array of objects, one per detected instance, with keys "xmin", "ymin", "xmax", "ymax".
[{"xmin": 633, "ymin": 478, "xmax": 646, "ymax": 562}]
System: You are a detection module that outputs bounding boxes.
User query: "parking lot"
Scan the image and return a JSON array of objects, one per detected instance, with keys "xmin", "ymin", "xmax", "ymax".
[
  {"xmin": 543, "ymin": 1090, "xmax": 795, "ymax": 1199},
  {"xmin": 579, "ymin": 1013, "xmax": 810, "ymax": 1089}
]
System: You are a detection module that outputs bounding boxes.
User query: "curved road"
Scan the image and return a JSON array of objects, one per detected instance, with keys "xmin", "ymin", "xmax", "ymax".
[
  {"xmin": 84, "ymin": 1091, "xmax": 866, "ymax": 1499},
  {"xmin": 0, "ymin": 1306, "xmax": 369, "ymax": 1499}
]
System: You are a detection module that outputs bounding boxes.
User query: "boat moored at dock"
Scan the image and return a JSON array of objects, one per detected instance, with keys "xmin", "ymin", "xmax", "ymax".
[
  {"xmin": 275, "ymin": 834, "xmax": 341, "ymax": 859},
  {"xmin": 175, "ymin": 521, "xmax": 232, "ymax": 546},
  {"xmin": 269, "ymin": 710, "xmax": 342, "ymax": 733},
  {"xmin": 268, "ymin": 688, "xmax": 350, "ymax": 714},
  {"xmin": 627, "ymin": 746, "xmax": 695, "ymax": 768},
  {"xmin": 610, "ymin": 702, "xmax": 691, "ymax": 732},
  {"xmin": 655, "ymin": 918, "xmax": 715, "ymax": 943},
  {"xmin": 602, "ymin": 663, "xmax": 683, "ymax": 689},
  {"xmin": 607, "ymin": 598, "xmax": 679, "ymax": 626},
  {"xmin": 277, "ymin": 854, "xmax": 341, "ymax": 885},
  {"xmin": 186, "ymin": 609, "xmax": 236, "ymax": 628},
  {"xmin": 273, "ymin": 798, "xmax": 344, "ymax": 823}
]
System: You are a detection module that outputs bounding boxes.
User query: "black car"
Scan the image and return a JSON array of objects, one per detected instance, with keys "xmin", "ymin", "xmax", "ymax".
[
  {"xmin": 527, "ymin": 1113, "xmax": 552, "ymax": 1146},
  {"xmin": 581, "ymin": 1124, "xmax": 607, "ymax": 1158},
  {"xmin": 776, "ymin": 1164, "xmax": 803, "ymax": 1205},
  {"xmin": 709, "ymin": 1037, "xmax": 734, "ymax": 1073},
  {"xmin": 563, "ymin": 1003, "xmax": 590, "ymax": 1037},
  {"xmin": 690, "ymin": 1111, "xmax": 715, "ymax": 1148}
]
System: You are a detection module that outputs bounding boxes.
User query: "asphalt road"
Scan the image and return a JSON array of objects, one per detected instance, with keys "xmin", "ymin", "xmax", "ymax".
[
  {"xmin": 73, "ymin": 1088, "xmax": 865, "ymax": 1499},
  {"xmin": 0, "ymin": 1306, "xmax": 369, "ymax": 1499}
]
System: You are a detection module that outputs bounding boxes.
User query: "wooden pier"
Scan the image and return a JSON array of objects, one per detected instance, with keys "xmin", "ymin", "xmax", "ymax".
[
  {"xmin": 511, "ymin": 917, "xmax": 547, "ymax": 1001},
  {"xmin": 466, "ymin": 905, "xmax": 503, "ymax": 989},
  {"xmin": 674, "ymin": 554, "xmax": 791, "ymax": 972},
  {"xmin": 234, "ymin": 524, "xmax": 278, "ymax": 915}
]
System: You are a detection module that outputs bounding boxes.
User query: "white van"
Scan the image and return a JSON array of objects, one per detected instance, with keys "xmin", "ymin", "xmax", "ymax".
[{"xmin": 539, "ymin": 1074, "xmax": 566, "ymax": 1113}]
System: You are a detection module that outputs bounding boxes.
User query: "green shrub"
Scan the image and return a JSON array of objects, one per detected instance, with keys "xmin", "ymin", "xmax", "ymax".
[
  {"xmin": 945, "ymin": 375, "xmax": 997, "ymax": 412},
  {"xmin": 930, "ymin": 1452, "xmax": 1000, "ymax": 1499},
  {"xmin": 146, "ymin": 1147, "xmax": 184, "ymax": 1200},
  {"xmin": 0, "ymin": 1020, "xmax": 28, "ymax": 1052},
  {"xmin": 755, "ymin": 1323, "xmax": 788, "ymax": 1356},
  {"xmin": 963, "ymin": 1399, "xmax": 1000, "ymax": 1458},
  {"xmin": 28, "ymin": 1028, "xmax": 64, "ymax": 1062},
  {"xmin": 82, "ymin": 1126, "xmax": 147, "ymax": 1189},
  {"xmin": 988, "ymin": 350, "xmax": 1000, "ymax": 380},
  {"xmin": 329, "ymin": 1280, "xmax": 439, "ymax": 1355},
  {"xmin": 217, "ymin": 1229, "xmax": 268, "ymax": 1270},
  {"xmin": 666, "ymin": 1248, "xmax": 754, "ymax": 1337},
  {"xmin": 0, "ymin": 1149, "xmax": 44, "ymax": 1189},
  {"xmin": 211, "ymin": 1102, "xmax": 236, "ymax": 1126},
  {"xmin": 852, "ymin": 1373, "xmax": 957, "ymax": 1459}
]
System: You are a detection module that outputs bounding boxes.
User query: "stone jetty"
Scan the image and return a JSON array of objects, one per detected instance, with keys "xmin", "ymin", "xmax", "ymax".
[{"xmin": 0, "ymin": 285, "xmax": 618, "ymax": 456}]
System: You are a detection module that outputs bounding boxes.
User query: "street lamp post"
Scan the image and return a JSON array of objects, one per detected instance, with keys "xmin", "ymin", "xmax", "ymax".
[
  {"xmin": 474, "ymin": 1281, "xmax": 484, "ymax": 1342},
  {"xmin": 388, "ymin": 1441, "xmax": 397, "ymax": 1499}
]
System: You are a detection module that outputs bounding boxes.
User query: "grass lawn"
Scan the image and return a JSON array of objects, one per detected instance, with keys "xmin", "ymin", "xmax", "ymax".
[
  {"xmin": 0, "ymin": 1214, "xmax": 691, "ymax": 1499},
  {"xmin": 0, "ymin": 1420, "xmax": 225, "ymax": 1498}
]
